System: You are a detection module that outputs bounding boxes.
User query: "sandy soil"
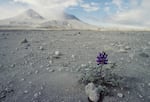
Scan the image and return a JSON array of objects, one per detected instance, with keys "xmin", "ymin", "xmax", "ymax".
[{"xmin": 0, "ymin": 30, "xmax": 150, "ymax": 102}]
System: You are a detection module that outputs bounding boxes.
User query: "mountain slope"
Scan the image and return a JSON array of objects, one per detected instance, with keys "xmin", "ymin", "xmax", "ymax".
[
  {"xmin": 0, "ymin": 9, "xmax": 98, "ymax": 30},
  {"xmin": 0, "ymin": 9, "xmax": 45, "ymax": 26}
]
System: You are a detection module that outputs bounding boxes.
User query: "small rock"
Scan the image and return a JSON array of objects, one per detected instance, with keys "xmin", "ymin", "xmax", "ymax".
[
  {"xmin": 10, "ymin": 64, "xmax": 15, "ymax": 68},
  {"xmin": 46, "ymin": 64, "xmax": 51, "ymax": 67},
  {"xmin": 54, "ymin": 51, "xmax": 61, "ymax": 56},
  {"xmin": 110, "ymin": 43, "xmax": 115, "ymax": 46},
  {"xmin": 117, "ymin": 93, "xmax": 123, "ymax": 98},
  {"xmin": 21, "ymin": 38, "xmax": 28, "ymax": 44},
  {"xmin": 138, "ymin": 94, "xmax": 143, "ymax": 98},
  {"xmin": 88, "ymin": 61, "xmax": 92, "ymax": 64},
  {"xmin": 71, "ymin": 55, "xmax": 76, "ymax": 59},
  {"xmin": 118, "ymin": 49, "xmax": 127, "ymax": 53},
  {"xmin": 29, "ymin": 81, "xmax": 32, "ymax": 84},
  {"xmin": 46, "ymin": 67, "xmax": 50, "ymax": 71},
  {"xmin": 24, "ymin": 90, "xmax": 28, "ymax": 94},
  {"xmin": 49, "ymin": 69, "xmax": 55, "ymax": 72},
  {"xmin": 40, "ymin": 65, "xmax": 44, "ymax": 68},
  {"xmin": 148, "ymin": 83, "xmax": 150, "ymax": 87},
  {"xmin": 81, "ymin": 64, "xmax": 87, "ymax": 68},
  {"xmin": 38, "ymin": 92, "xmax": 41, "ymax": 95},
  {"xmin": 40, "ymin": 86, "xmax": 44, "ymax": 90},
  {"xmin": 21, "ymin": 78, "xmax": 25, "ymax": 81},
  {"xmin": 125, "ymin": 46, "xmax": 131, "ymax": 50},
  {"xmin": 139, "ymin": 52, "xmax": 149, "ymax": 58},
  {"xmin": 34, "ymin": 93, "xmax": 38, "ymax": 98},
  {"xmin": 35, "ymin": 70, "xmax": 39, "ymax": 74},
  {"xmin": 27, "ymin": 71, "xmax": 32, "ymax": 75},
  {"xmin": 39, "ymin": 46, "xmax": 44, "ymax": 50},
  {"xmin": 85, "ymin": 83, "xmax": 100, "ymax": 102},
  {"xmin": 49, "ymin": 60, "xmax": 53, "ymax": 64}
]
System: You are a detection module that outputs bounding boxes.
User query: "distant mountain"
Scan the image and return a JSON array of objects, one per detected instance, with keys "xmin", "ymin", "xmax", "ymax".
[
  {"xmin": 16, "ymin": 9, "xmax": 45, "ymax": 20},
  {"xmin": 63, "ymin": 13, "xmax": 80, "ymax": 21},
  {"xmin": 0, "ymin": 9, "xmax": 45, "ymax": 26},
  {"xmin": 0, "ymin": 9, "xmax": 98, "ymax": 30}
]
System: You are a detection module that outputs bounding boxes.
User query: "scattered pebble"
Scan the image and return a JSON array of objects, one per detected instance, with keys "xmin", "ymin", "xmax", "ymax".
[
  {"xmin": 34, "ymin": 93, "xmax": 38, "ymax": 98},
  {"xmin": 21, "ymin": 38, "xmax": 28, "ymax": 44},
  {"xmin": 46, "ymin": 64, "xmax": 51, "ymax": 67},
  {"xmin": 81, "ymin": 64, "xmax": 87, "ymax": 68},
  {"xmin": 39, "ymin": 46, "xmax": 44, "ymax": 50},
  {"xmin": 117, "ymin": 93, "xmax": 123, "ymax": 98},
  {"xmin": 10, "ymin": 64, "xmax": 15, "ymax": 68},
  {"xmin": 40, "ymin": 86, "xmax": 44, "ymax": 90},
  {"xmin": 21, "ymin": 78, "xmax": 25, "ymax": 81},
  {"xmin": 54, "ymin": 51, "xmax": 61, "ymax": 56},
  {"xmin": 24, "ymin": 90, "xmax": 28, "ymax": 94},
  {"xmin": 85, "ymin": 83, "xmax": 100, "ymax": 102},
  {"xmin": 40, "ymin": 65, "xmax": 44, "ymax": 68},
  {"xmin": 88, "ymin": 61, "xmax": 92, "ymax": 64},
  {"xmin": 49, "ymin": 69, "xmax": 55, "ymax": 72},
  {"xmin": 139, "ymin": 52, "xmax": 149, "ymax": 58},
  {"xmin": 148, "ymin": 83, "xmax": 150, "ymax": 87},
  {"xmin": 138, "ymin": 94, "xmax": 143, "ymax": 98},
  {"xmin": 118, "ymin": 49, "xmax": 128, "ymax": 53},
  {"xmin": 35, "ymin": 70, "xmax": 39, "ymax": 74},
  {"xmin": 46, "ymin": 67, "xmax": 50, "ymax": 70},
  {"xmin": 71, "ymin": 54, "xmax": 76, "ymax": 59},
  {"xmin": 49, "ymin": 60, "xmax": 53, "ymax": 64},
  {"xmin": 125, "ymin": 46, "xmax": 131, "ymax": 50},
  {"xmin": 29, "ymin": 81, "xmax": 32, "ymax": 84},
  {"xmin": 27, "ymin": 71, "xmax": 32, "ymax": 75}
]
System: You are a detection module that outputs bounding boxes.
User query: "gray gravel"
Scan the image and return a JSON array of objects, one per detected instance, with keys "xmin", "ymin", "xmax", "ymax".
[{"xmin": 0, "ymin": 30, "xmax": 150, "ymax": 102}]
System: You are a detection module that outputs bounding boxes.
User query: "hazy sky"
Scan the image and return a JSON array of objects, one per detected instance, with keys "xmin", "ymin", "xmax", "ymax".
[{"xmin": 0, "ymin": 0, "xmax": 150, "ymax": 27}]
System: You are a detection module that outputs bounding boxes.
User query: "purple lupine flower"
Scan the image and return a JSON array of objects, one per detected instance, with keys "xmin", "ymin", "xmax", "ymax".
[{"xmin": 96, "ymin": 51, "xmax": 108, "ymax": 65}]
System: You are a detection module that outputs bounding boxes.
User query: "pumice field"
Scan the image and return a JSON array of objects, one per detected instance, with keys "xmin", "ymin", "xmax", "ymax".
[{"xmin": 0, "ymin": 30, "xmax": 150, "ymax": 102}]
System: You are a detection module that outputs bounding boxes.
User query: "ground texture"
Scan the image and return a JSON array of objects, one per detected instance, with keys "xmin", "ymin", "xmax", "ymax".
[{"xmin": 0, "ymin": 30, "xmax": 150, "ymax": 102}]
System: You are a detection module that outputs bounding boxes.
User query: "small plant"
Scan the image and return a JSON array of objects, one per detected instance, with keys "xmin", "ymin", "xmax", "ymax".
[
  {"xmin": 79, "ymin": 51, "xmax": 124, "ymax": 102},
  {"xmin": 96, "ymin": 51, "xmax": 108, "ymax": 78},
  {"xmin": 79, "ymin": 51, "xmax": 122, "ymax": 88}
]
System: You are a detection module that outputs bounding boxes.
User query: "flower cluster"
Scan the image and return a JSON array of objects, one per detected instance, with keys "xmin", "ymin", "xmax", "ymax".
[{"xmin": 96, "ymin": 51, "xmax": 108, "ymax": 65}]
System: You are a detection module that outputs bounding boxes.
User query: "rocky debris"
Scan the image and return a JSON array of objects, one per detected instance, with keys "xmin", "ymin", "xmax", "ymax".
[
  {"xmin": 35, "ymin": 70, "xmax": 39, "ymax": 74},
  {"xmin": 117, "ymin": 93, "xmax": 123, "ymax": 98},
  {"xmin": 21, "ymin": 38, "xmax": 28, "ymax": 44},
  {"xmin": 34, "ymin": 92, "xmax": 41, "ymax": 98},
  {"xmin": 28, "ymin": 81, "xmax": 32, "ymax": 84},
  {"xmin": 49, "ymin": 60, "xmax": 53, "ymax": 64},
  {"xmin": 21, "ymin": 78, "xmax": 25, "ymax": 81},
  {"xmin": 148, "ymin": 83, "xmax": 150, "ymax": 87},
  {"xmin": 118, "ymin": 48, "xmax": 128, "ymax": 53},
  {"xmin": 0, "ymin": 87, "xmax": 14, "ymax": 100},
  {"xmin": 139, "ymin": 52, "xmax": 149, "ymax": 58},
  {"xmin": 53, "ymin": 51, "xmax": 62, "ymax": 59},
  {"xmin": 71, "ymin": 54, "xmax": 76, "ymax": 59},
  {"xmin": 48, "ymin": 69, "xmax": 55, "ymax": 73},
  {"xmin": 85, "ymin": 83, "xmax": 100, "ymax": 102},
  {"xmin": 81, "ymin": 64, "xmax": 87, "ymax": 68},
  {"xmin": 10, "ymin": 64, "xmax": 15, "ymax": 68},
  {"xmin": 39, "ymin": 46, "xmax": 44, "ymax": 50},
  {"xmin": 125, "ymin": 46, "xmax": 131, "ymax": 50},
  {"xmin": 40, "ymin": 86, "xmax": 44, "ymax": 90},
  {"xmin": 23, "ymin": 90, "xmax": 28, "ymax": 94}
]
